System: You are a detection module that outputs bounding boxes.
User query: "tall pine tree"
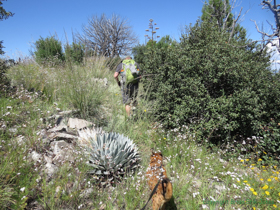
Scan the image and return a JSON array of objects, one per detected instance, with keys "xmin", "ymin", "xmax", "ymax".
[
  {"xmin": 201, "ymin": 0, "xmax": 246, "ymax": 42},
  {"xmin": 0, "ymin": 0, "xmax": 14, "ymax": 55}
]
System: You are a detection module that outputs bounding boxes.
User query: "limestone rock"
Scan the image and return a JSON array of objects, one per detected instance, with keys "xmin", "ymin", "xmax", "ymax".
[
  {"xmin": 67, "ymin": 118, "xmax": 93, "ymax": 130},
  {"xmin": 50, "ymin": 140, "xmax": 75, "ymax": 165},
  {"xmin": 30, "ymin": 151, "xmax": 42, "ymax": 162}
]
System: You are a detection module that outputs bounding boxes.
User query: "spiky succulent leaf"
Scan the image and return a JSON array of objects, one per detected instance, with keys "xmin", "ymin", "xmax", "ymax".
[{"xmin": 85, "ymin": 132, "xmax": 140, "ymax": 181}]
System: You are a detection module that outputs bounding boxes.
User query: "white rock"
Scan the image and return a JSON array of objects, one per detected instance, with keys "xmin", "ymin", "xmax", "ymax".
[
  {"xmin": 67, "ymin": 118, "xmax": 93, "ymax": 130},
  {"xmin": 30, "ymin": 151, "xmax": 42, "ymax": 162}
]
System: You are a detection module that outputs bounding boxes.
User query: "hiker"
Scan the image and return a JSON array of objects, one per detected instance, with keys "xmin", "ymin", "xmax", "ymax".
[{"xmin": 114, "ymin": 56, "xmax": 141, "ymax": 117}]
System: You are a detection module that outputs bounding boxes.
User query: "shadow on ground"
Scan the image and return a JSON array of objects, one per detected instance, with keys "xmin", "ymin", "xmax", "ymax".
[{"xmin": 165, "ymin": 196, "xmax": 177, "ymax": 210}]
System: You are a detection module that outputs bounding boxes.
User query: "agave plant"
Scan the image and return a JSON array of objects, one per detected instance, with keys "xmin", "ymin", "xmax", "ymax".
[{"xmin": 86, "ymin": 132, "xmax": 140, "ymax": 183}]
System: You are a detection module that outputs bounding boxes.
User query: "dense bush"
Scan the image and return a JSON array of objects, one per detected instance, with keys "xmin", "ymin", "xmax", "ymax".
[
  {"xmin": 132, "ymin": 35, "xmax": 177, "ymax": 67},
  {"xmin": 34, "ymin": 36, "xmax": 64, "ymax": 65},
  {"xmin": 0, "ymin": 58, "xmax": 17, "ymax": 96},
  {"xmin": 65, "ymin": 42, "xmax": 84, "ymax": 64},
  {"xmin": 141, "ymin": 21, "xmax": 280, "ymax": 158}
]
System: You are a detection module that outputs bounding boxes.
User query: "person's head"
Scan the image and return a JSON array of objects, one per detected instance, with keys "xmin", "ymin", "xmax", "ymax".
[{"xmin": 125, "ymin": 56, "xmax": 132, "ymax": 60}]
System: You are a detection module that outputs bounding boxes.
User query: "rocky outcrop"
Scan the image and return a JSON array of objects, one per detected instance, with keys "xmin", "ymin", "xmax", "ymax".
[{"xmin": 28, "ymin": 113, "xmax": 104, "ymax": 182}]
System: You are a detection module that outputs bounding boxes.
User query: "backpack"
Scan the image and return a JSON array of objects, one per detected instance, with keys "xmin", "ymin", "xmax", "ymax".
[{"xmin": 120, "ymin": 59, "xmax": 140, "ymax": 85}]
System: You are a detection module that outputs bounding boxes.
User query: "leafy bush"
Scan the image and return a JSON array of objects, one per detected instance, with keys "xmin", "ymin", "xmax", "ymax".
[
  {"xmin": 65, "ymin": 42, "xmax": 84, "ymax": 64},
  {"xmin": 132, "ymin": 35, "xmax": 177, "ymax": 67},
  {"xmin": 141, "ymin": 21, "xmax": 280, "ymax": 157},
  {"xmin": 34, "ymin": 36, "xmax": 64, "ymax": 65},
  {"xmin": 0, "ymin": 58, "xmax": 17, "ymax": 96}
]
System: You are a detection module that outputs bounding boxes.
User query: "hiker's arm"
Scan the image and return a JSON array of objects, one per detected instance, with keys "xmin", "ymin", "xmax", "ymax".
[
  {"xmin": 115, "ymin": 63, "xmax": 122, "ymax": 87},
  {"xmin": 114, "ymin": 72, "xmax": 121, "ymax": 87}
]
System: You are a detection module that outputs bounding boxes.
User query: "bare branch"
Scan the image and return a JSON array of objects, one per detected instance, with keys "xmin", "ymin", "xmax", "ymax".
[
  {"xmin": 253, "ymin": 1, "xmax": 280, "ymax": 53},
  {"xmin": 251, "ymin": 19, "xmax": 275, "ymax": 38},
  {"xmin": 228, "ymin": 7, "xmax": 243, "ymax": 42},
  {"xmin": 262, "ymin": 0, "xmax": 280, "ymax": 13},
  {"xmin": 75, "ymin": 14, "xmax": 138, "ymax": 57}
]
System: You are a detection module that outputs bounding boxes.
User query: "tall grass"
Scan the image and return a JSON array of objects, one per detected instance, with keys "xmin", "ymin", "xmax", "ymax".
[{"xmin": 6, "ymin": 56, "xmax": 116, "ymax": 124}]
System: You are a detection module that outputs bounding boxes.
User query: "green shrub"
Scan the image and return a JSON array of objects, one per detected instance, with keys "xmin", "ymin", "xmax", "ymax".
[
  {"xmin": 34, "ymin": 36, "xmax": 64, "ymax": 65},
  {"xmin": 132, "ymin": 35, "xmax": 177, "ymax": 67},
  {"xmin": 141, "ymin": 21, "xmax": 280, "ymax": 157},
  {"xmin": 65, "ymin": 42, "xmax": 84, "ymax": 64},
  {"xmin": 0, "ymin": 58, "xmax": 16, "ymax": 96}
]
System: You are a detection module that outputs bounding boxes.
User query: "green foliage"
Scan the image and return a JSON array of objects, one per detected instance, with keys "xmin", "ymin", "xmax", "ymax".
[
  {"xmin": 0, "ymin": 40, "xmax": 5, "ymax": 55},
  {"xmin": 201, "ymin": 0, "xmax": 233, "ymax": 28},
  {"xmin": 34, "ymin": 36, "xmax": 64, "ymax": 65},
  {"xmin": 257, "ymin": 118, "xmax": 280, "ymax": 162},
  {"xmin": 0, "ymin": 1, "xmax": 14, "ymax": 56},
  {"xmin": 0, "ymin": 0, "xmax": 14, "ymax": 21},
  {"xmin": 141, "ymin": 21, "xmax": 280, "ymax": 157},
  {"xmin": 0, "ymin": 58, "xmax": 16, "ymax": 96},
  {"xmin": 132, "ymin": 35, "xmax": 177, "ymax": 66},
  {"xmin": 201, "ymin": 0, "xmax": 246, "ymax": 41},
  {"xmin": 65, "ymin": 42, "xmax": 84, "ymax": 64}
]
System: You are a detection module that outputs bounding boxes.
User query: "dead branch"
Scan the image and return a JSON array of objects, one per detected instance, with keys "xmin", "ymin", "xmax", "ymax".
[{"xmin": 76, "ymin": 14, "xmax": 138, "ymax": 57}]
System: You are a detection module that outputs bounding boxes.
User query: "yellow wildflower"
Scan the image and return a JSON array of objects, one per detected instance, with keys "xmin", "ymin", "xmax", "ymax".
[
  {"xmin": 251, "ymin": 164, "xmax": 256, "ymax": 166},
  {"xmin": 273, "ymin": 204, "xmax": 277, "ymax": 208},
  {"xmin": 268, "ymin": 179, "xmax": 272, "ymax": 182},
  {"xmin": 253, "ymin": 191, "xmax": 257, "ymax": 195},
  {"xmin": 260, "ymin": 178, "xmax": 264, "ymax": 181},
  {"xmin": 144, "ymin": 110, "xmax": 146, "ymax": 112},
  {"xmin": 276, "ymin": 177, "xmax": 279, "ymax": 181},
  {"xmin": 253, "ymin": 207, "xmax": 256, "ymax": 210},
  {"xmin": 278, "ymin": 192, "xmax": 280, "ymax": 196},
  {"xmin": 245, "ymin": 159, "xmax": 249, "ymax": 161},
  {"xmin": 240, "ymin": 159, "xmax": 244, "ymax": 162},
  {"xmin": 265, "ymin": 191, "xmax": 270, "ymax": 195},
  {"xmin": 251, "ymin": 167, "xmax": 255, "ymax": 170},
  {"xmin": 274, "ymin": 166, "xmax": 277, "ymax": 169},
  {"xmin": 262, "ymin": 185, "xmax": 269, "ymax": 190},
  {"xmin": 264, "ymin": 151, "xmax": 267, "ymax": 154},
  {"xmin": 258, "ymin": 158, "xmax": 262, "ymax": 161},
  {"xmin": 250, "ymin": 188, "xmax": 254, "ymax": 192},
  {"xmin": 244, "ymin": 180, "xmax": 248, "ymax": 183}
]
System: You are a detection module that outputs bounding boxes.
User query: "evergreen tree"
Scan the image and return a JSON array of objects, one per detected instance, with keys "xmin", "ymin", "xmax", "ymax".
[
  {"xmin": 65, "ymin": 42, "xmax": 84, "ymax": 64},
  {"xmin": 132, "ymin": 35, "xmax": 176, "ymax": 65},
  {"xmin": 0, "ymin": 0, "xmax": 14, "ymax": 55},
  {"xmin": 34, "ymin": 36, "xmax": 64, "ymax": 65},
  {"xmin": 201, "ymin": 0, "xmax": 246, "ymax": 41}
]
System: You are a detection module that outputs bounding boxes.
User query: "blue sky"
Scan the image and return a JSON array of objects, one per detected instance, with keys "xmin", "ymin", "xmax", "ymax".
[{"xmin": 0, "ymin": 0, "xmax": 277, "ymax": 60}]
